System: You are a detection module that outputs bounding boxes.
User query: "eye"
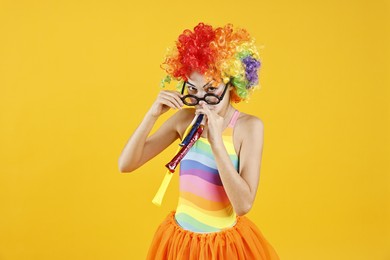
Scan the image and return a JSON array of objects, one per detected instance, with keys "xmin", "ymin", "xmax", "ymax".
[
  {"xmin": 206, "ymin": 87, "xmax": 217, "ymax": 93},
  {"xmin": 187, "ymin": 85, "xmax": 197, "ymax": 93}
]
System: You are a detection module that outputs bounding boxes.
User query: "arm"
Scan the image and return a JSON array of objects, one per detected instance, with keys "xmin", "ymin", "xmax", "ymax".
[
  {"xmin": 210, "ymin": 116, "xmax": 264, "ymax": 216},
  {"xmin": 196, "ymin": 101, "xmax": 264, "ymax": 216},
  {"xmin": 118, "ymin": 90, "xmax": 185, "ymax": 173}
]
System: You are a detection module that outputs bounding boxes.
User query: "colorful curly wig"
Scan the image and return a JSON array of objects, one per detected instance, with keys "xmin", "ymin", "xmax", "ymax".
[{"xmin": 160, "ymin": 22, "xmax": 261, "ymax": 103}]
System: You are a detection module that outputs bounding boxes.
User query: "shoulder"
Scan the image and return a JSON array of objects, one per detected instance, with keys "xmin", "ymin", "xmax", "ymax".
[
  {"xmin": 234, "ymin": 112, "xmax": 264, "ymax": 159},
  {"xmin": 235, "ymin": 112, "xmax": 264, "ymax": 135}
]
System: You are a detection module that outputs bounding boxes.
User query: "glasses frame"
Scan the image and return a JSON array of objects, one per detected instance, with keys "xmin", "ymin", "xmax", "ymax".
[{"xmin": 180, "ymin": 81, "xmax": 229, "ymax": 106}]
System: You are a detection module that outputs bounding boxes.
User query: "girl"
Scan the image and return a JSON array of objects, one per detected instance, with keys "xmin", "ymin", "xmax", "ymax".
[{"xmin": 119, "ymin": 22, "xmax": 279, "ymax": 259}]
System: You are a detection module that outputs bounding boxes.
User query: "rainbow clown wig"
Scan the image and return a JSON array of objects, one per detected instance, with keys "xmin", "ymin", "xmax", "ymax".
[{"xmin": 160, "ymin": 22, "xmax": 262, "ymax": 103}]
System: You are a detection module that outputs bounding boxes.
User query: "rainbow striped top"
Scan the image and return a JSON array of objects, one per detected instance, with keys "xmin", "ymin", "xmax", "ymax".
[{"xmin": 174, "ymin": 110, "xmax": 240, "ymax": 233}]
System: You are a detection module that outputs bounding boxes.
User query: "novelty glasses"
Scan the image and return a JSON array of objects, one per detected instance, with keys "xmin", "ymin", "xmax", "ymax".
[{"xmin": 180, "ymin": 81, "xmax": 229, "ymax": 106}]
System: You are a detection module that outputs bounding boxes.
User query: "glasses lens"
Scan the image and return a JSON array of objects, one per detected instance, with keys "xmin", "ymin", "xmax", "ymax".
[
  {"xmin": 204, "ymin": 95, "xmax": 220, "ymax": 104},
  {"xmin": 182, "ymin": 96, "xmax": 198, "ymax": 105}
]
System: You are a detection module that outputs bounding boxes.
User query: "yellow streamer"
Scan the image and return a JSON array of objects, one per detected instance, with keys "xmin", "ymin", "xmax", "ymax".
[{"xmin": 152, "ymin": 114, "xmax": 199, "ymax": 206}]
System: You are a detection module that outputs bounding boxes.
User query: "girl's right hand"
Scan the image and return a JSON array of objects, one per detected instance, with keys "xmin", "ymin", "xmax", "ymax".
[{"xmin": 148, "ymin": 90, "xmax": 184, "ymax": 118}]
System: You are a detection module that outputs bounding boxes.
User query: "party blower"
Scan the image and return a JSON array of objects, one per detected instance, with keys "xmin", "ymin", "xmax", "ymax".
[{"xmin": 152, "ymin": 114, "xmax": 204, "ymax": 206}]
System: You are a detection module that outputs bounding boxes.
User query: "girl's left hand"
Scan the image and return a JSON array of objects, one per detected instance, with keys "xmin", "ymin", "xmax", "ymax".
[{"xmin": 195, "ymin": 101, "xmax": 224, "ymax": 145}]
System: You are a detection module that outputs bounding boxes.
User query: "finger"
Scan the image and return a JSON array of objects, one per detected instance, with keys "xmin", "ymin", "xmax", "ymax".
[
  {"xmin": 195, "ymin": 108, "xmax": 211, "ymax": 123},
  {"xmin": 160, "ymin": 93, "xmax": 183, "ymax": 109},
  {"xmin": 161, "ymin": 90, "xmax": 184, "ymax": 101},
  {"xmin": 164, "ymin": 92, "xmax": 184, "ymax": 108},
  {"xmin": 199, "ymin": 103, "xmax": 214, "ymax": 118},
  {"xmin": 161, "ymin": 90, "xmax": 183, "ymax": 99},
  {"xmin": 159, "ymin": 98, "xmax": 180, "ymax": 110},
  {"xmin": 200, "ymin": 102, "xmax": 211, "ymax": 113}
]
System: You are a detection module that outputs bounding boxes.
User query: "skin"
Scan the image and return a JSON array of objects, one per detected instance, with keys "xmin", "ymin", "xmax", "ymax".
[{"xmin": 118, "ymin": 71, "xmax": 264, "ymax": 216}]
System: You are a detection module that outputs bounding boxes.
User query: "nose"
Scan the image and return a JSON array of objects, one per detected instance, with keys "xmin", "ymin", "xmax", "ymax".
[
  {"xmin": 195, "ymin": 100, "xmax": 205, "ymax": 109},
  {"xmin": 194, "ymin": 89, "xmax": 207, "ymax": 98}
]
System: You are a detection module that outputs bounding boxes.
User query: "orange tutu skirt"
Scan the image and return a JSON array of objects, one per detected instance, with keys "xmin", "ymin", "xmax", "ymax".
[{"xmin": 147, "ymin": 211, "xmax": 280, "ymax": 260}]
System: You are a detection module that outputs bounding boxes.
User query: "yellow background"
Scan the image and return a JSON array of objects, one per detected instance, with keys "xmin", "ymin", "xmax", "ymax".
[{"xmin": 0, "ymin": 0, "xmax": 389, "ymax": 259}]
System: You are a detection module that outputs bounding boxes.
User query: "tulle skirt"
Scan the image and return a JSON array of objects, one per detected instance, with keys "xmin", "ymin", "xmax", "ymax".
[{"xmin": 147, "ymin": 211, "xmax": 279, "ymax": 260}]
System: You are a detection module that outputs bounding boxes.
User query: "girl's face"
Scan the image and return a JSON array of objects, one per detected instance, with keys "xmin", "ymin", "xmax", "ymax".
[{"xmin": 185, "ymin": 71, "xmax": 232, "ymax": 115}]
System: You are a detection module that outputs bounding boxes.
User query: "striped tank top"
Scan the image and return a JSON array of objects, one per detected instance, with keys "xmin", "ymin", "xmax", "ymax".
[{"xmin": 174, "ymin": 110, "xmax": 240, "ymax": 233}]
